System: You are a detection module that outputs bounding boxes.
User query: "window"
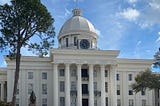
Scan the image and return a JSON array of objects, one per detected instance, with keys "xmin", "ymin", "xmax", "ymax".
[
  {"xmin": 105, "ymin": 82, "xmax": 108, "ymax": 92},
  {"xmin": 74, "ymin": 37, "xmax": 77, "ymax": 46},
  {"xmin": 142, "ymin": 99, "xmax": 146, "ymax": 106},
  {"xmin": 117, "ymin": 99, "xmax": 121, "ymax": 106},
  {"xmin": 42, "ymin": 84, "xmax": 47, "ymax": 95},
  {"xmin": 28, "ymin": 83, "xmax": 33, "ymax": 94},
  {"xmin": 81, "ymin": 69, "xmax": 88, "ymax": 77},
  {"xmin": 117, "ymin": 85, "xmax": 120, "ymax": 95},
  {"xmin": 94, "ymin": 99, "xmax": 97, "ymax": 106},
  {"xmin": 105, "ymin": 70, "xmax": 108, "ymax": 77},
  {"xmin": 141, "ymin": 89, "xmax": 145, "ymax": 96},
  {"xmin": 42, "ymin": 98, "xmax": 47, "ymax": 106},
  {"xmin": 66, "ymin": 38, "xmax": 68, "ymax": 47},
  {"xmin": 129, "ymin": 86, "xmax": 133, "ymax": 95},
  {"xmin": 71, "ymin": 69, "xmax": 76, "ymax": 76},
  {"xmin": 71, "ymin": 82, "xmax": 76, "ymax": 90},
  {"xmin": 16, "ymin": 98, "xmax": 19, "ymax": 106},
  {"xmin": 128, "ymin": 74, "xmax": 132, "ymax": 81},
  {"xmin": 82, "ymin": 84, "xmax": 88, "ymax": 94},
  {"xmin": 106, "ymin": 97, "xmax": 108, "ymax": 106},
  {"xmin": 94, "ymin": 82, "xmax": 97, "ymax": 91},
  {"xmin": 94, "ymin": 70, "xmax": 97, "ymax": 77},
  {"xmin": 116, "ymin": 74, "xmax": 120, "ymax": 81},
  {"xmin": 60, "ymin": 81, "xmax": 65, "ymax": 92},
  {"xmin": 42, "ymin": 72, "xmax": 47, "ymax": 80},
  {"xmin": 129, "ymin": 90, "xmax": 133, "ymax": 95},
  {"xmin": 71, "ymin": 97, "xmax": 76, "ymax": 106},
  {"xmin": 28, "ymin": 72, "xmax": 33, "ymax": 79},
  {"xmin": 129, "ymin": 99, "xmax": 134, "ymax": 106},
  {"xmin": 59, "ymin": 69, "xmax": 65, "ymax": 76},
  {"xmin": 60, "ymin": 97, "xmax": 65, "ymax": 106}
]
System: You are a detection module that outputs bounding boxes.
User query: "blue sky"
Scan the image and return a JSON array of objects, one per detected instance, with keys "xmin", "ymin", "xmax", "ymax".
[{"xmin": 0, "ymin": 0, "xmax": 160, "ymax": 67}]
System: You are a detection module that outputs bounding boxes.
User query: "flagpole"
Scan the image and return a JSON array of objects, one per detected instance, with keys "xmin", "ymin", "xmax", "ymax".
[{"xmin": 74, "ymin": 0, "xmax": 78, "ymax": 8}]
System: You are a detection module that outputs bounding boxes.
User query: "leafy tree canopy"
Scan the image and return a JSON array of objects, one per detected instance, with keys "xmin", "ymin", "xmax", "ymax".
[
  {"xmin": 0, "ymin": 0, "xmax": 55, "ymax": 105},
  {"xmin": 132, "ymin": 68, "xmax": 160, "ymax": 93},
  {"xmin": 0, "ymin": 0, "xmax": 55, "ymax": 58}
]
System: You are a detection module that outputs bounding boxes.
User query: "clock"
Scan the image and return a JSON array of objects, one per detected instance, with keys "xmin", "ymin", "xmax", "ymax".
[{"xmin": 80, "ymin": 39, "xmax": 90, "ymax": 49}]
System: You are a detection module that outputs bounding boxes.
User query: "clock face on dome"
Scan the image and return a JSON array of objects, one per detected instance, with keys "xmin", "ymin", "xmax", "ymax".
[{"xmin": 80, "ymin": 39, "xmax": 90, "ymax": 49}]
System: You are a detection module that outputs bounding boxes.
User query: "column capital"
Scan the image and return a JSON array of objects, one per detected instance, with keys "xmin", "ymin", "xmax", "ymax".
[
  {"xmin": 88, "ymin": 64, "xmax": 94, "ymax": 67},
  {"xmin": 110, "ymin": 64, "xmax": 118, "ymax": 70},
  {"xmin": 0, "ymin": 81, "xmax": 5, "ymax": 84},
  {"xmin": 77, "ymin": 64, "xmax": 82, "ymax": 67},
  {"xmin": 100, "ymin": 64, "xmax": 105, "ymax": 69},
  {"xmin": 111, "ymin": 64, "xmax": 117, "ymax": 67},
  {"xmin": 65, "ymin": 63, "xmax": 70, "ymax": 67},
  {"xmin": 53, "ymin": 63, "xmax": 59, "ymax": 66}
]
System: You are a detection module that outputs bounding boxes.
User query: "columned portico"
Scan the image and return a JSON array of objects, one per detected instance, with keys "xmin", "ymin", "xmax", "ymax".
[
  {"xmin": 110, "ymin": 65, "xmax": 117, "ymax": 106},
  {"xmin": 53, "ymin": 64, "xmax": 58, "ymax": 106},
  {"xmin": 101, "ymin": 65, "xmax": 106, "ymax": 106},
  {"xmin": 77, "ymin": 64, "xmax": 82, "ymax": 106},
  {"xmin": 65, "ymin": 64, "xmax": 70, "ymax": 106},
  {"xmin": 89, "ymin": 64, "xmax": 94, "ymax": 106}
]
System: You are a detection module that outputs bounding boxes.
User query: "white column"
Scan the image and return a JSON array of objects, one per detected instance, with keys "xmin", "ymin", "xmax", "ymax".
[
  {"xmin": 77, "ymin": 64, "xmax": 82, "ymax": 106},
  {"xmin": 110, "ymin": 65, "xmax": 117, "ymax": 106},
  {"xmin": 89, "ymin": 64, "xmax": 94, "ymax": 106},
  {"xmin": 53, "ymin": 64, "xmax": 58, "ymax": 106},
  {"xmin": 65, "ymin": 64, "xmax": 70, "ymax": 106},
  {"xmin": 1, "ymin": 82, "xmax": 4, "ymax": 101},
  {"xmin": 101, "ymin": 65, "xmax": 106, "ymax": 106}
]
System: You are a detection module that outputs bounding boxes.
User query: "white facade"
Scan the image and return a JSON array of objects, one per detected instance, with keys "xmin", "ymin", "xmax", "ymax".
[{"xmin": 0, "ymin": 8, "xmax": 156, "ymax": 106}]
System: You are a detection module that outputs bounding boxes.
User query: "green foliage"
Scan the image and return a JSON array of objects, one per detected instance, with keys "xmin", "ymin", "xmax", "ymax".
[
  {"xmin": 132, "ymin": 68, "xmax": 160, "ymax": 93},
  {"xmin": 0, "ymin": 0, "xmax": 55, "ymax": 105},
  {"xmin": 0, "ymin": 0, "xmax": 55, "ymax": 57}
]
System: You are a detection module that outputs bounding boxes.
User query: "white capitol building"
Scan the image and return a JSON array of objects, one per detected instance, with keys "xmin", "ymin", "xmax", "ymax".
[{"xmin": 0, "ymin": 8, "xmax": 157, "ymax": 106}]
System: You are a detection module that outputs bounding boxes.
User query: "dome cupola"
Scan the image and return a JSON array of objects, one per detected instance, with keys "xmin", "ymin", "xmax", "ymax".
[{"xmin": 58, "ymin": 9, "xmax": 98, "ymax": 49}]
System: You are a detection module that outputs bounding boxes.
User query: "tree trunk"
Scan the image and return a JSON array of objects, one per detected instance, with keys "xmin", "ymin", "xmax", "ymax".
[{"xmin": 11, "ymin": 42, "xmax": 21, "ymax": 106}]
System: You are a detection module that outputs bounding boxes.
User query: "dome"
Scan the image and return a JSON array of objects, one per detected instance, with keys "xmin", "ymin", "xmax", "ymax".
[
  {"xmin": 58, "ymin": 9, "xmax": 98, "ymax": 50},
  {"xmin": 59, "ymin": 9, "xmax": 97, "ymax": 37}
]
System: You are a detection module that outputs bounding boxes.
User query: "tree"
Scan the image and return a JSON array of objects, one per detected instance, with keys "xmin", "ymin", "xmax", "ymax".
[
  {"xmin": 153, "ymin": 48, "xmax": 160, "ymax": 68},
  {"xmin": 0, "ymin": 0, "xmax": 55, "ymax": 105},
  {"xmin": 132, "ymin": 69, "xmax": 160, "ymax": 106}
]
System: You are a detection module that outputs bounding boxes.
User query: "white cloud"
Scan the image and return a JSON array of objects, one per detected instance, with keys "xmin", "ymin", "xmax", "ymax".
[
  {"xmin": 136, "ymin": 41, "xmax": 142, "ymax": 46},
  {"xmin": 0, "ymin": 61, "xmax": 6, "ymax": 67},
  {"xmin": 21, "ymin": 47, "xmax": 37, "ymax": 56},
  {"xmin": 102, "ymin": 21, "xmax": 127, "ymax": 49},
  {"xmin": 64, "ymin": 8, "xmax": 71, "ymax": 17},
  {"xmin": 0, "ymin": 0, "xmax": 10, "ymax": 5},
  {"xmin": 128, "ymin": 0, "xmax": 137, "ymax": 4},
  {"xmin": 95, "ymin": 28, "xmax": 103, "ymax": 38},
  {"xmin": 133, "ymin": 41, "xmax": 142, "ymax": 58},
  {"xmin": 149, "ymin": 2, "xmax": 160, "ymax": 10},
  {"xmin": 137, "ymin": 0, "xmax": 160, "ymax": 28},
  {"xmin": 156, "ymin": 32, "xmax": 160, "ymax": 42},
  {"xmin": 118, "ymin": 8, "xmax": 140, "ymax": 21}
]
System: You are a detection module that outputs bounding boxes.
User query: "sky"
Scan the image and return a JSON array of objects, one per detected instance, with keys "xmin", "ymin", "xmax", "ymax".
[{"xmin": 0, "ymin": 0, "xmax": 160, "ymax": 67}]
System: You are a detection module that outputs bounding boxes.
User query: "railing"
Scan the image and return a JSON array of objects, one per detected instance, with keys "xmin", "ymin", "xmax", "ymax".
[
  {"xmin": 94, "ymin": 91, "xmax": 101, "ymax": 96},
  {"xmin": 82, "ymin": 76, "xmax": 89, "ymax": 81},
  {"xmin": 70, "ymin": 90, "xmax": 77, "ymax": 96}
]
